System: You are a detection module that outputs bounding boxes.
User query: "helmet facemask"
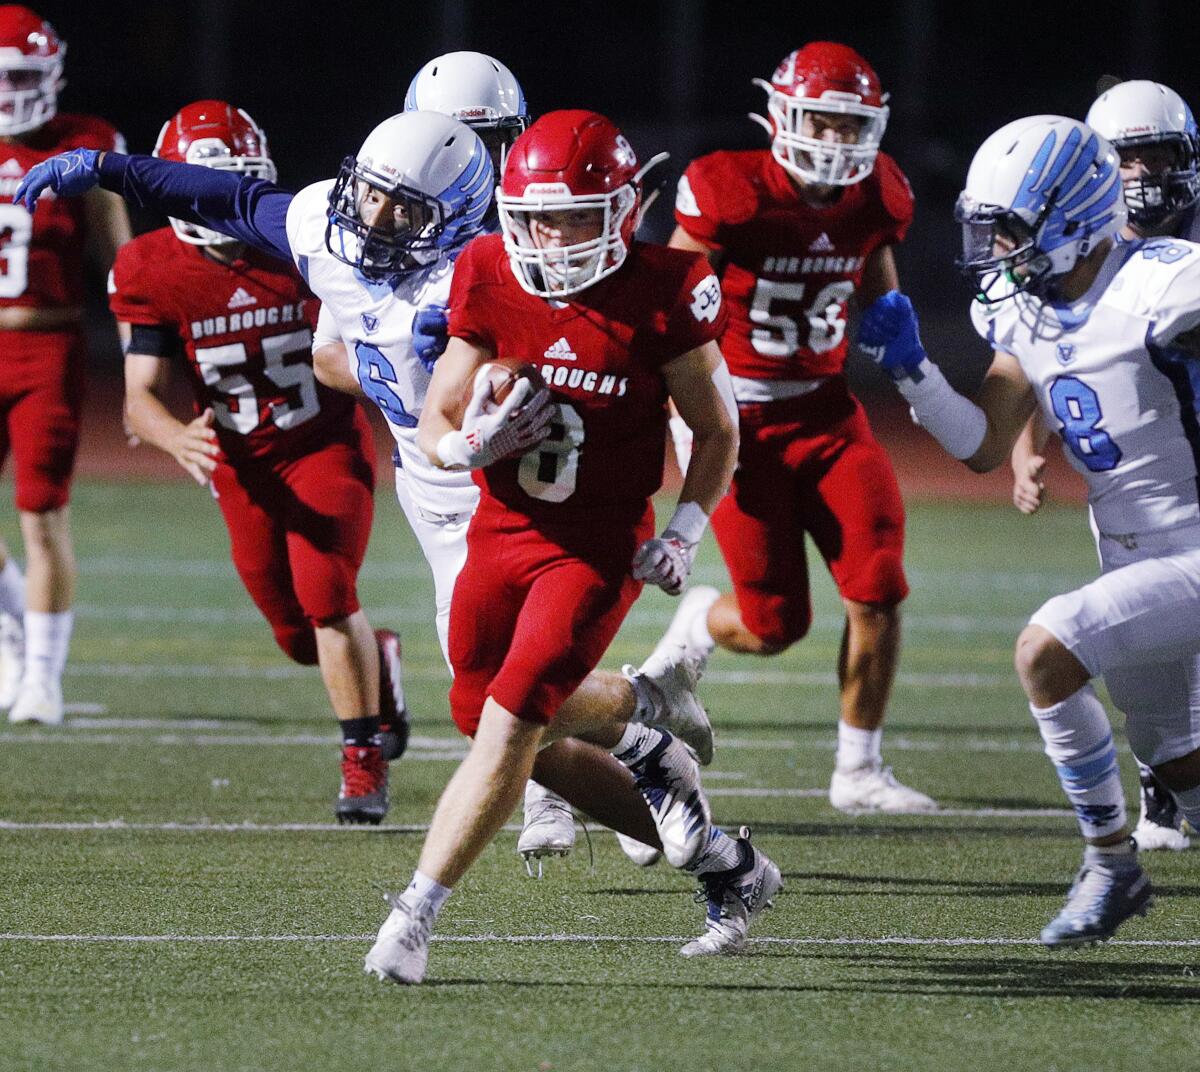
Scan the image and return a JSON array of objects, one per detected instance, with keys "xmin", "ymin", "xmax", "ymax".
[
  {"xmin": 754, "ymin": 82, "xmax": 888, "ymax": 186},
  {"xmin": 326, "ymin": 157, "xmax": 453, "ymax": 280},
  {"xmin": 498, "ymin": 183, "xmax": 637, "ymax": 298},
  {"xmin": 1115, "ymin": 133, "xmax": 1200, "ymax": 229},
  {"xmin": 0, "ymin": 51, "xmax": 63, "ymax": 135},
  {"xmin": 955, "ymin": 199, "xmax": 1056, "ymax": 303}
]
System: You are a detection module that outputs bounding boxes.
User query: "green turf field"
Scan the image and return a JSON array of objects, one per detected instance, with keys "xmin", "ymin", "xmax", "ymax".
[{"xmin": 1, "ymin": 481, "xmax": 1195, "ymax": 1072}]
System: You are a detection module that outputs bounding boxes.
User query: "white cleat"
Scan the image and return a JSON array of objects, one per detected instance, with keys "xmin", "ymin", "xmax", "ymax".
[
  {"xmin": 0, "ymin": 612, "xmax": 23, "ymax": 710},
  {"xmin": 8, "ymin": 678, "xmax": 63, "ymax": 726},
  {"xmin": 625, "ymin": 731, "xmax": 712, "ymax": 868},
  {"xmin": 1132, "ymin": 816, "xmax": 1190, "ymax": 852},
  {"xmin": 624, "ymin": 645, "xmax": 714, "ymax": 765},
  {"xmin": 517, "ymin": 781, "xmax": 575, "ymax": 878},
  {"xmin": 680, "ymin": 826, "xmax": 783, "ymax": 957},
  {"xmin": 641, "ymin": 585, "xmax": 719, "ymax": 680},
  {"xmin": 829, "ymin": 763, "xmax": 937, "ymax": 814},
  {"xmin": 364, "ymin": 892, "xmax": 435, "ymax": 984},
  {"xmin": 616, "ymin": 832, "xmax": 662, "ymax": 867}
]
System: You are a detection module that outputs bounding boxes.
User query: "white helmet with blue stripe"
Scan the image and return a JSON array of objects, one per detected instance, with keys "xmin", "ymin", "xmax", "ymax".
[
  {"xmin": 325, "ymin": 110, "xmax": 493, "ymax": 281},
  {"xmin": 955, "ymin": 115, "xmax": 1126, "ymax": 302},
  {"xmin": 1086, "ymin": 80, "xmax": 1200, "ymax": 229},
  {"xmin": 404, "ymin": 51, "xmax": 529, "ymax": 160}
]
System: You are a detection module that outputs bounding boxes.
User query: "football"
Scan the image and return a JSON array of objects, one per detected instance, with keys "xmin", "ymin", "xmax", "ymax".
[{"xmin": 469, "ymin": 358, "xmax": 546, "ymax": 414}]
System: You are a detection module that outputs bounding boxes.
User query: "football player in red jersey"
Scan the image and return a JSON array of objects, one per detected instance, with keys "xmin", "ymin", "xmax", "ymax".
[
  {"xmin": 111, "ymin": 101, "xmax": 408, "ymax": 825},
  {"xmin": 0, "ymin": 5, "xmax": 130, "ymax": 725},
  {"xmin": 363, "ymin": 110, "xmax": 783, "ymax": 984},
  {"xmin": 653, "ymin": 42, "xmax": 936, "ymax": 814}
]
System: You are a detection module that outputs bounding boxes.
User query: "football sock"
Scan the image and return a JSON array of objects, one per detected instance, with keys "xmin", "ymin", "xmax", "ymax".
[
  {"xmin": 687, "ymin": 606, "xmax": 715, "ymax": 655},
  {"xmin": 610, "ymin": 722, "xmax": 663, "ymax": 765},
  {"xmin": 0, "ymin": 559, "xmax": 25, "ymax": 618},
  {"xmin": 23, "ymin": 609, "xmax": 72, "ymax": 685},
  {"xmin": 683, "ymin": 826, "xmax": 742, "ymax": 876},
  {"xmin": 405, "ymin": 870, "xmax": 452, "ymax": 917},
  {"xmin": 1031, "ymin": 685, "xmax": 1126, "ymax": 840},
  {"xmin": 340, "ymin": 716, "xmax": 382, "ymax": 747},
  {"xmin": 836, "ymin": 722, "xmax": 882, "ymax": 772},
  {"xmin": 1085, "ymin": 837, "xmax": 1140, "ymax": 872},
  {"xmin": 1169, "ymin": 782, "xmax": 1200, "ymax": 832}
]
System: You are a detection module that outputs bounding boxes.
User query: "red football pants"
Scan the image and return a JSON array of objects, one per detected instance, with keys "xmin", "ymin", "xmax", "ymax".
[
  {"xmin": 447, "ymin": 499, "xmax": 652, "ymax": 735},
  {"xmin": 0, "ymin": 329, "xmax": 85, "ymax": 512},
  {"xmin": 712, "ymin": 376, "xmax": 908, "ymax": 648},
  {"xmin": 210, "ymin": 412, "xmax": 376, "ymax": 665}
]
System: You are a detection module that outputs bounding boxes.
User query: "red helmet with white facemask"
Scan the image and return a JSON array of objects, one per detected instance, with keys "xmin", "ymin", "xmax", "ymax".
[
  {"xmin": 154, "ymin": 100, "xmax": 277, "ymax": 246},
  {"xmin": 752, "ymin": 42, "xmax": 889, "ymax": 187},
  {"xmin": 497, "ymin": 109, "xmax": 660, "ymax": 298},
  {"xmin": 0, "ymin": 5, "xmax": 65, "ymax": 136}
]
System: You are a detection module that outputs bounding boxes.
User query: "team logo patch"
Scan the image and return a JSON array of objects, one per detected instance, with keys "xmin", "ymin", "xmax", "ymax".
[
  {"xmin": 675, "ymin": 175, "xmax": 701, "ymax": 217},
  {"xmin": 226, "ymin": 286, "xmax": 257, "ymax": 310},
  {"xmin": 361, "ymin": 313, "xmax": 379, "ymax": 334},
  {"xmin": 544, "ymin": 336, "xmax": 577, "ymax": 362},
  {"xmin": 690, "ymin": 275, "xmax": 722, "ymax": 323},
  {"xmin": 1056, "ymin": 342, "xmax": 1075, "ymax": 366}
]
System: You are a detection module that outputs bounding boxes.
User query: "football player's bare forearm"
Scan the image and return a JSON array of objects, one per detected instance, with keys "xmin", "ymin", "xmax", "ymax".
[
  {"xmin": 678, "ymin": 425, "xmax": 737, "ymax": 514},
  {"xmin": 312, "ymin": 343, "xmax": 364, "ymax": 396},
  {"xmin": 123, "ymin": 388, "xmax": 186, "ymax": 454}
]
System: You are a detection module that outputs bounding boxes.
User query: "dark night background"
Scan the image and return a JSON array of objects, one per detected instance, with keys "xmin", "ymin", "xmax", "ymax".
[{"xmin": 43, "ymin": 0, "xmax": 1200, "ymax": 384}]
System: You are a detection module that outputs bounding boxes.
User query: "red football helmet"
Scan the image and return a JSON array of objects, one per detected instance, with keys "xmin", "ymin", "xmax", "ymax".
[
  {"xmin": 0, "ymin": 5, "xmax": 65, "ymax": 136},
  {"xmin": 752, "ymin": 42, "xmax": 889, "ymax": 186},
  {"xmin": 497, "ymin": 109, "xmax": 660, "ymax": 298},
  {"xmin": 154, "ymin": 100, "xmax": 277, "ymax": 246}
]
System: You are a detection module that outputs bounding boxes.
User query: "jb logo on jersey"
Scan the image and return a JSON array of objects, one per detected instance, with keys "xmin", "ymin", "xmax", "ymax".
[{"xmin": 690, "ymin": 275, "xmax": 722, "ymax": 323}]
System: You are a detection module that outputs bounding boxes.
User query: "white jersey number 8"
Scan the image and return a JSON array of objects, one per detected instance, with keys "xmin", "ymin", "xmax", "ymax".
[{"xmin": 518, "ymin": 401, "xmax": 584, "ymax": 502}]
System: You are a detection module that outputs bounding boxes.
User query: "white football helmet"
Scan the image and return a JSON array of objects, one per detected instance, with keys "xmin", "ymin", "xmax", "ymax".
[
  {"xmin": 326, "ymin": 110, "xmax": 493, "ymax": 281},
  {"xmin": 955, "ymin": 115, "xmax": 1126, "ymax": 302},
  {"xmin": 404, "ymin": 51, "xmax": 529, "ymax": 167},
  {"xmin": 1086, "ymin": 80, "xmax": 1200, "ymax": 229}
]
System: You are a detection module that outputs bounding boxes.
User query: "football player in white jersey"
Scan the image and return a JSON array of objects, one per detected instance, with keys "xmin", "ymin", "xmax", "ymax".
[
  {"xmin": 14, "ymin": 96, "xmax": 713, "ymax": 877},
  {"xmin": 856, "ymin": 114, "xmax": 1200, "ymax": 946},
  {"xmin": 1010, "ymin": 82, "xmax": 1200, "ymax": 853}
]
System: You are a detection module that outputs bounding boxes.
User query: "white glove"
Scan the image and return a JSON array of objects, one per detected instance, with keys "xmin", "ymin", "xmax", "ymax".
[
  {"xmin": 437, "ymin": 369, "xmax": 553, "ymax": 470},
  {"xmin": 631, "ymin": 531, "xmax": 697, "ymax": 596}
]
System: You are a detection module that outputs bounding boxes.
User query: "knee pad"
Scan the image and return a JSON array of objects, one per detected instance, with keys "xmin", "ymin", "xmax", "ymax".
[
  {"xmin": 272, "ymin": 623, "xmax": 318, "ymax": 666},
  {"xmin": 740, "ymin": 591, "xmax": 810, "ymax": 649},
  {"xmin": 839, "ymin": 548, "xmax": 908, "ymax": 607}
]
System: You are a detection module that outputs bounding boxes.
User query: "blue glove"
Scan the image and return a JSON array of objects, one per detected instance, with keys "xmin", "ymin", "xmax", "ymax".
[
  {"xmin": 13, "ymin": 148, "xmax": 103, "ymax": 211},
  {"xmin": 412, "ymin": 302, "xmax": 449, "ymax": 373},
  {"xmin": 857, "ymin": 290, "xmax": 928, "ymax": 381}
]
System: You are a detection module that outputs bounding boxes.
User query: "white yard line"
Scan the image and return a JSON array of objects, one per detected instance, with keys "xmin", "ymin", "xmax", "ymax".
[
  {"xmin": 0, "ymin": 804, "xmax": 1074, "ymax": 834},
  {"xmin": 57, "ymin": 661, "xmax": 1015, "ymax": 688},
  {"xmin": 0, "ymin": 932, "xmax": 1195, "ymax": 948}
]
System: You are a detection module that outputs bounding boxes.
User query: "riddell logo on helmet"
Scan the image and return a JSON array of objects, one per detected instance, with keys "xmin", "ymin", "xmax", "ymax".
[{"xmin": 522, "ymin": 183, "xmax": 572, "ymax": 198}]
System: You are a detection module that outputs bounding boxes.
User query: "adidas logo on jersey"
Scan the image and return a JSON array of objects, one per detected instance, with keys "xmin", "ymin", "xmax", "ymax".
[
  {"xmin": 227, "ymin": 287, "xmax": 258, "ymax": 310},
  {"xmin": 543, "ymin": 336, "xmax": 578, "ymax": 362},
  {"xmin": 808, "ymin": 232, "xmax": 835, "ymax": 253},
  {"xmin": 0, "ymin": 158, "xmax": 23, "ymax": 177}
]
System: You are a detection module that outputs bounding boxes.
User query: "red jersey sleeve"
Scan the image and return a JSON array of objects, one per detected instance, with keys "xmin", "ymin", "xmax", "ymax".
[
  {"xmin": 872, "ymin": 152, "xmax": 915, "ymax": 246},
  {"xmin": 447, "ymin": 236, "xmax": 500, "ymax": 351},
  {"xmin": 663, "ymin": 253, "xmax": 728, "ymax": 356},
  {"xmin": 107, "ymin": 237, "xmax": 173, "ymax": 327},
  {"xmin": 674, "ymin": 153, "xmax": 759, "ymax": 249},
  {"xmin": 59, "ymin": 113, "xmax": 126, "ymax": 154}
]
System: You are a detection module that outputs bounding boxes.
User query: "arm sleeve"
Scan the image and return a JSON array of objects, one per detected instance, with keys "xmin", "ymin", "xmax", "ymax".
[
  {"xmin": 98, "ymin": 153, "xmax": 294, "ymax": 263},
  {"xmin": 127, "ymin": 323, "xmax": 182, "ymax": 359}
]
